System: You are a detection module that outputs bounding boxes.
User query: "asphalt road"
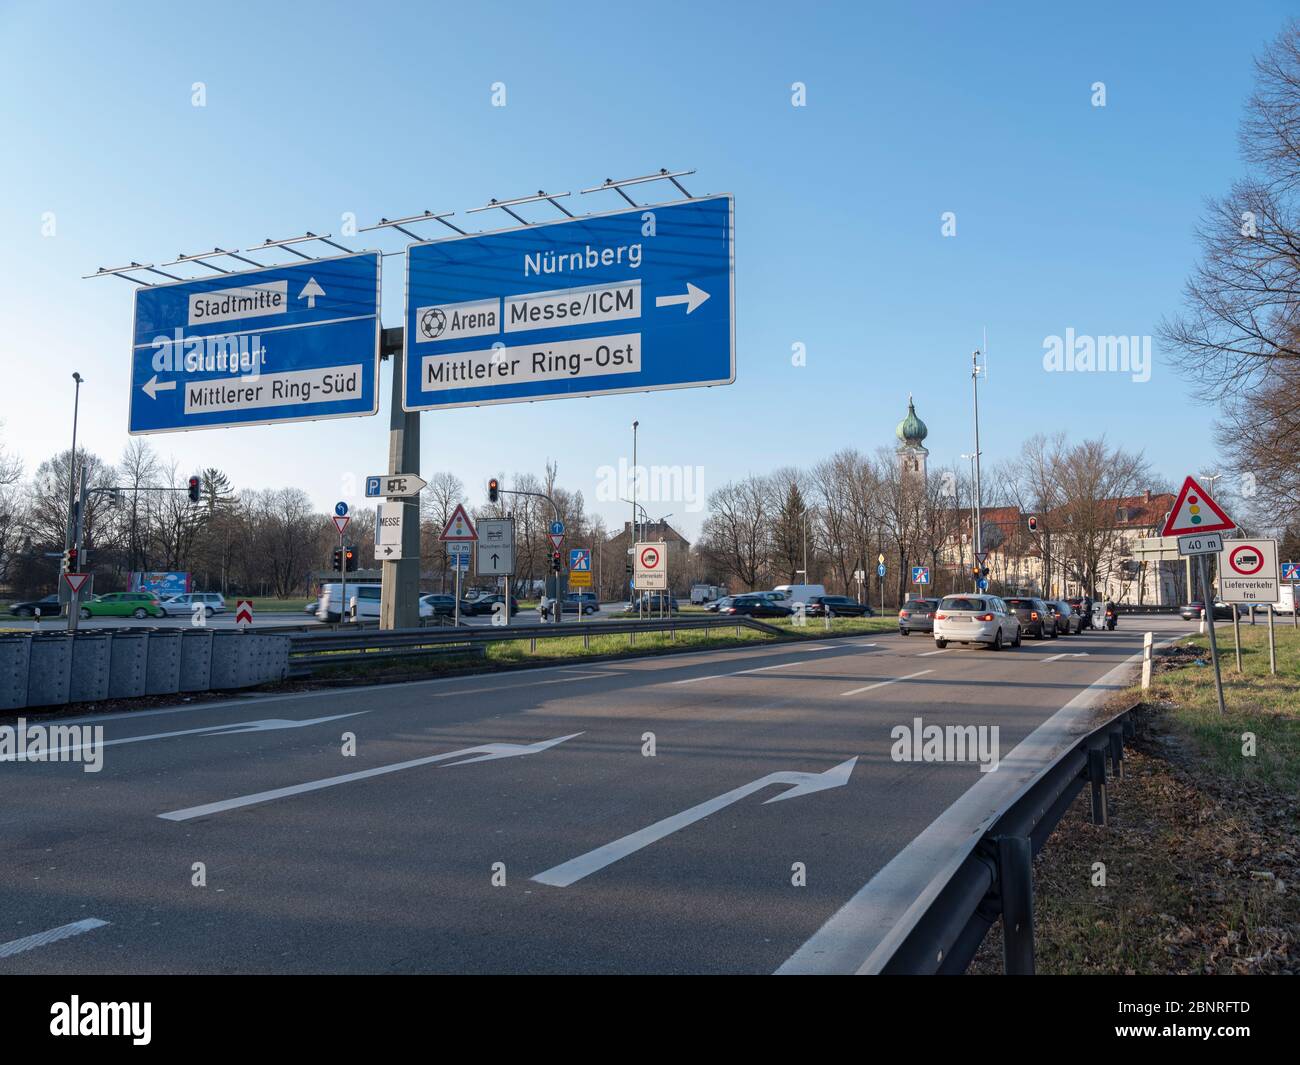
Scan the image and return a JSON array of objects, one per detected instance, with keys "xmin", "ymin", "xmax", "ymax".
[{"xmin": 0, "ymin": 614, "xmax": 1199, "ymax": 974}]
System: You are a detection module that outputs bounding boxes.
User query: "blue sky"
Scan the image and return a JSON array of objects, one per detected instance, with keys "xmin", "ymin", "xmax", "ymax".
[{"xmin": 1, "ymin": 0, "xmax": 1289, "ymax": 538}]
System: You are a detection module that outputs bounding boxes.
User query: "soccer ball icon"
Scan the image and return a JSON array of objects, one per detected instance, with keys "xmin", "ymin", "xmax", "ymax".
[{"xmin": 420, "ymin": 308, "xmax": 447, "ymax": 339}]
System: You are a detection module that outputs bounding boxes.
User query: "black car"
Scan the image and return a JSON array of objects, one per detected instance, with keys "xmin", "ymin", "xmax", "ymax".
[
  {"xmin": 420, "ymin": 594, "xmax": 459, "ymax": 617},
  {"xmin": 722, "ymin": 595, "xmax": 793, "ymax": 618},
  {"xmin": 804, "ymin": 595, "xmax": 874, "ymax": 617},
  {"xmin": 7, "ymin": 593, "xmax": 62, "ymax": 618},
  {"xmin": 1003, "ymin": 597, "xmax": 1056, "ymax": 639},
  {"xmin": 898, "ymin": 597, "xmax": 941, "ymax": 635},
  {"xmin": 459, "ymin": 594, "xmax": 518, "ymax": 616},
  {"xmin": 1180, "ymin": 600, "xmax": 1244, "ymax": 621},
  {"xmin": 704, "ymin": 596, "xmax": 733, "ymax": 613},
  {"xmin": 1045, "ymin": 599, "xmax": 1082, "ymax": 635}
]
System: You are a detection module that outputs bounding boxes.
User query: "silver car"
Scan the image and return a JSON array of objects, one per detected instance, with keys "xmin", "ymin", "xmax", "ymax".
[
  {"xmin": 159, "ymin": 592, "xmax": 226, "ymax": 617},
  {"xmin": 898, "ymin": 597, "xmax": 941, "ymax": 635},
  {"xmin": 933, "ymin": 594, "xmax": 1021, "ymax": 650}
]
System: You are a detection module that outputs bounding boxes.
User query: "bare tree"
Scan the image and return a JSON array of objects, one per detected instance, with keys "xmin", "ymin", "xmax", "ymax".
[{"xmin": 699, "ymin": 476, "xmax": 770, "ymax": 590}]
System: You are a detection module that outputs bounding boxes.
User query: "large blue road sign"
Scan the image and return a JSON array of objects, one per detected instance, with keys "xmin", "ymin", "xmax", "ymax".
[
  {"xmin": 128, "ymin": 252, "xmax": 381, "ymax": 434},
  {"xmin": 403, "ymin": 196, "xmax": 734, "ymax": 411}
]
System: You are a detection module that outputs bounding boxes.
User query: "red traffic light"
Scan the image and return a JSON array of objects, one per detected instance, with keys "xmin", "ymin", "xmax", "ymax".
[
  {"xmin": 488, "ymin": 478, "xmax": 500, "ymax": 504},
  {"xmin": 187, "ymin": 475, "xmax": 201, "ymax": 503}
]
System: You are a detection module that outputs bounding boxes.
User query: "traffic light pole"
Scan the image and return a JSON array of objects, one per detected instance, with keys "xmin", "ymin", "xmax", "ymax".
[{"xmin": 497, "ymin": 485, "xmax": 562, "ymax": 625}]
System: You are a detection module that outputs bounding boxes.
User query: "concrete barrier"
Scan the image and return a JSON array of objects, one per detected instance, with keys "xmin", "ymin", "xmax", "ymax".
[
  {"xmin": 3, "ymin": 629, "xmax": 287, "ymax": 710},
  {"xmin": 108, "ymin": 632, "xmax": 149, "ymax": 700},
  {"xmin": 70, "ymin": 632, "xmax": 112, "ymax": 703},
  {"xmin": 27, "ymin": 633, "xmax": 73, "ymax": 708},
  {"xmin": 0, "ymin": 636, "xmax": 31, "ymax": 710},
  {"xmin": 179, "ymin": 629, "xmax": 213, "ymax": 692},
  {"xmin": 144, "ymin": 629, "xmax": 182, "ymax": 696}
]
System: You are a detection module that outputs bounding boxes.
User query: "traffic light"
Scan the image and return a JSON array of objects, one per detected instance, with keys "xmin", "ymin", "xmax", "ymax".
[
  {"xmin": 971, "ymin": 565, "xmax": 980, "ymax": 577},
  {"xmin": 332, "ymin": 546, "xmax": 343, "ymax": 571},
  {"xmin": 1027, "ymin": 515, "xmax": 1039, "ymax": 533},
  {"xmin": 488, "ymin": 478, "xmax": 500, "ymax": 504},
  {"xmin": 63, "ymin": 547, "xmax": 78, "ymax": 573},
  {"xmin": 981, "ymin": 566, "xmax": 990, "ymax": 578},
  {"xmin": 187, "ymin": 475, "xmax": 201, "ymax": 503},
  {"xmin": 344, "ymin": 547, "xmax": 357, "ymax": 572},
  {"xmin": 552, "ymin": 550, "xmax": 562, "ymax": 573}
]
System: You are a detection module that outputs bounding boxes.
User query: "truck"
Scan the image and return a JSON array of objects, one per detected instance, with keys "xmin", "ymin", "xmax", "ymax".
[{"xmin": 690, "ymin": 583, "xmax": 726, "ymax": 605}]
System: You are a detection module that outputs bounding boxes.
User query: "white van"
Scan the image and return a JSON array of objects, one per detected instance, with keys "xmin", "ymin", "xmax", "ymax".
[
  {"xmin": 316, "ymin": 583, "xmax": 382, "ymax": 622},
  {"xmin": 770, "ymin": 583, "xmax": 827, "ymax": 608}
]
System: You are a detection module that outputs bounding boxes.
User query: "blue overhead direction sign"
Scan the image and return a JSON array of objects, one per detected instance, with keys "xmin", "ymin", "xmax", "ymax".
[
  {"xmin": 128, "ymin": 251, "xmax": 381, "ymax": 435},
  {"xmin": 403, "ymin": 196, "xmax": 735, "ymax": 411}
]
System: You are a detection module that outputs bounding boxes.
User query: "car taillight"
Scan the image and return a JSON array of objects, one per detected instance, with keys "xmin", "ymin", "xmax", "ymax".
[
  {"xmin": 976, "ymin": 613, "xmax": 994, "ymax": 621},
  {"xmin": 934, "ymin": 612, "xmax": 947, "ymax": 621},
  {"xmin": 725, "ymin": 607, "xmax": 737, "ymax": 614},
  {"xmin": 899, "ymin": 610, "xmax": 909, "ymax": 618},
  {"xmin": 1030, "ymin": 611, "xmax": 1038, "ymax": 620}
]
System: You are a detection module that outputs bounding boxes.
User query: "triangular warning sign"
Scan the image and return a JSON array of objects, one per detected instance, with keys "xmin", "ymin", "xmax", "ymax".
[
  {"xmin": 63, "ymin": 572, "xmax": 89, "ymax": 594},
  {"xmin": 440, "ymin": 503, "xmax": 478, "ymax": 541},
  {"xmin": 1161, "ymin": 476, "xmax": 1235, "ymax": 537}
]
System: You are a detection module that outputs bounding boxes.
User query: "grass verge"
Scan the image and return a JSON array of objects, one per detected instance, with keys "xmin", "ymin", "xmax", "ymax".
[{"xmin": 972, "ymin": 624, "xmax": 1299, "ymax": 974}]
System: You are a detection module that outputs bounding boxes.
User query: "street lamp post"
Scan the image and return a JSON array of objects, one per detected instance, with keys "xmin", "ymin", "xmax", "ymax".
[
  {"xmin": 64, "ymin": 372, "xmax": 83, "ymax": 618},
  {"xmin": 630, "ymin": 420, "xmax": 639, "ymax": 603}
]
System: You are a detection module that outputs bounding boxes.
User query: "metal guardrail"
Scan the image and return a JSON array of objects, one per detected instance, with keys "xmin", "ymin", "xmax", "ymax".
[
  {"xmin": 877, "ymin": 703, "xmax": 1141, "ymax": 975},
  {"xmin": 286, "ymin": 614, "xmax": 789, "ymax": 675}
]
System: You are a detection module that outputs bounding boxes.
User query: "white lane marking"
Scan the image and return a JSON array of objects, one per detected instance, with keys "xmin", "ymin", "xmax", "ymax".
[
  {"xmin": 777, "ymin": 633, "xmax": 1183, "ymax": 975},
  {"xmin": 839, "ymin": 669, "xmax": 933, "ymax": 697},
  {"xmin": 4, "ymin": 712, "xmax": 367, "ymax": 761},
  {"xmin": 158, "ymin": 733, "xmax": 582, "ymax": 822},
  {"xmin": 533, "ymin": 757, "xmax": 858, "ymax": 887},
  {"xmin": 1039, "ymin": 652, "xmax": 1090, "ymax": 664},
  {"xmin": 671, "ymin": 661, "xmax": 802, "ymax": 685},
  {"xmin": 916, "ymin": 649, "xmax": 947, "ymax": 657},
  {"xmin": 0, "ymin": 918, "xmax": 109, "ymax": 959}
]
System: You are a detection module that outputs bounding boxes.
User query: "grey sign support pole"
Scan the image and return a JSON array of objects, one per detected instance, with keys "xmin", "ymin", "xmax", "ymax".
[
  {"xmin": 1268, "ymin": 606, "xmax": 1277, "ymax": 675},
  {"xmin": 380, "ymin": 329, "xmax": 421, "ymax": 630},
  {"xmin": 1197, "ymin": 553, "xmax": 1227, "ymax": 715},
  {"xmin": 66, "ymin": 464, "xmax": 88, "ymax": 633}
]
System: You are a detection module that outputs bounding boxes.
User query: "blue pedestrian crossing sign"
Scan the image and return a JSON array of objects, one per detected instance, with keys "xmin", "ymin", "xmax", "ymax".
[
  {"xmin": 569, "ymin": 548, "xmax": 591, "ymax": 572},
  {"xmin": 129, "ymin": 252, "xmax": 381, "ymax": 435},
  {"xmin": 403, "ymin": 196, "xmax": 734, "ymax": 411},
  {"xmin": 911, "ymin": 566, "xmax": 930, "ymax": 584}
]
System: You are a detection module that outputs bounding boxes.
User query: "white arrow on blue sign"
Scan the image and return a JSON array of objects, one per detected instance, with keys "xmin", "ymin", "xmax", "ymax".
[
  {"xmin": 128, "ymin": 252, "xmax": 381, "ymax": 435},
  {"xmin": 402, "ymin": 196, "xmax": 735, "ymax": 411},
  {"xmin": 334, "ymin": 501, "xmax": 349, "ymax": 517},
  {"xmin": 876, "ymin": 564, "xmax": 886, "ymax": 577},
  {"xmin": 550, "ymin": 520, "xmax": 565, "ymax": 536}
]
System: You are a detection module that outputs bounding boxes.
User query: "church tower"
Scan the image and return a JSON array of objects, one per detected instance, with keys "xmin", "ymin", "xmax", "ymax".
[{"xmin": 895, "ymin": 394, "xmax": 929, "ymax": 484}]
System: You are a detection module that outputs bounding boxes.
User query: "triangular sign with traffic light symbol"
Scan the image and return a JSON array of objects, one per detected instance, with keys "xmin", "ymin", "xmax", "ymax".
[
  {"xmin": 1161, "ymin": 476, "xmax": 1235, "ymax": 537},
  {"xmin": 439, "ymin": 503, "xmax": 478, "ymax": 542}
]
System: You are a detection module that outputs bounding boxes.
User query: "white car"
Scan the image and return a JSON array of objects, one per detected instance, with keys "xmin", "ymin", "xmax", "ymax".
[
  {"xmin": 159, "ymin": 592, "xmax": 226, "ymax": 617},
  {"xmin": 933, "ymin": 594, "xmax": 1021, "ymax": 650}
]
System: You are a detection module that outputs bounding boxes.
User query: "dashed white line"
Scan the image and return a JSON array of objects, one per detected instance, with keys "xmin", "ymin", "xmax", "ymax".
[
  {"xmin": 0, "ymin": 918, "xmax": 109, "ymax": 959},
  {"xmin": 839, "ymin": 669, "xmax": 934, "ymax": 697},
  {"xmin": 916, "ymin": 649, "xmax": 947, "ymax": 657},
  {"xmin": 672, "ymin": 661, "xmax": 801, "ymax": 685}
]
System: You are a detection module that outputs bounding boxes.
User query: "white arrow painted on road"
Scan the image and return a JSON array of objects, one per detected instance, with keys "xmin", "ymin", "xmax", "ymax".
[
  {"xmin": 298, "ymin": 277, "xmax": 325, "ymax": 307},
  {"xmin": 1040, "ymin": 652, "xmax": 1090, "ymax": 663},
  {"xmin": 3, "ymin": 712, "xmax": 367, "ymax": 761},
  {"xmin": 532, "ymin": 756, "xmax": 858, "ymax": 887},
  {"xmin": 158, "ymin": 732, "xmax": 582, "ymax": 821},
  {"xmin": 141, "ymin": 374, "xmax": 177, "ymax": 400},
  {"xmin": 654, "ymin": 282, "xmax": 710, "ymax": 314}
]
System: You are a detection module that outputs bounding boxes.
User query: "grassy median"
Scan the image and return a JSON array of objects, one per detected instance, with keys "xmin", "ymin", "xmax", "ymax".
[
  {"xmin": 299, "ymin": 613, "xmax": 897, "ymax": 681},
  {"xmin": 973, "ymin": 624, "xmax": 1300, "ymax": 975}
]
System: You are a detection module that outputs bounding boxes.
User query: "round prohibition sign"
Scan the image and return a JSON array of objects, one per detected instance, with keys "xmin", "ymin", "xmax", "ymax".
[
  {"xmin": 638, "ymin": 546, "xmax": 661, "ymax": 570},
  {"xmin": 1228, "ymin": 544, "xmax": 1265, "ymax": 575}
]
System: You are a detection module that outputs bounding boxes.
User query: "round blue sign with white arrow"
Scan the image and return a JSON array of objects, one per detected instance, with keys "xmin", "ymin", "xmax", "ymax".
[
  {"xmin": 876, "ymin": 564, "xmax": 886, "ymax": 577},
  {"xmin": 335, "ymin": 501, "xmax": 349, "ymax": 517},
  {"xmin": 550, "ymin": 520, "xmax": 564, "ymax": 536}
]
